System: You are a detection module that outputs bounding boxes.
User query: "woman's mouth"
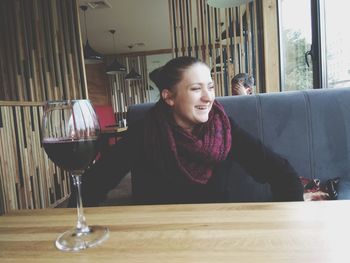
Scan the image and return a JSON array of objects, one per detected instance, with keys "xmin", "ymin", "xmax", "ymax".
[{"xmin": 195, "ymin": 105, "xmax": 209, "ymax": 110}]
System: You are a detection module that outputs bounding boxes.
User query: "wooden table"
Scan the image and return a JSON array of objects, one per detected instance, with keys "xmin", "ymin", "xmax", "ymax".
[
  {"xmin": 103, "ymin": 126, "xmax": 128, "ymax": 134},
  {"xmin": 1, "ymin": 201, "xmax": 349, "ymax": 262},
  {"xmin": 99, "ymin": 126, "xmax": 128, "ymax": 153}
]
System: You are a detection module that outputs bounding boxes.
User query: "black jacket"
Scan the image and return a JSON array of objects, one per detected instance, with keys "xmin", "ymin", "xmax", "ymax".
[{"xmin": 77, "ymin": 118, "xmax": 304, "ymax": 206}]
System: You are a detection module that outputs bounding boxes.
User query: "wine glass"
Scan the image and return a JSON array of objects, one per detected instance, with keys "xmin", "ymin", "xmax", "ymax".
[{"xmin": 42, "ymin": 100, "xmax": 108, "ymax": 251}]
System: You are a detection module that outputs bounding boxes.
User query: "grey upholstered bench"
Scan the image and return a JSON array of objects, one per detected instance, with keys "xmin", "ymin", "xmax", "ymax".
[{"xmin": 127, "ymin": 88, "xmax": 350, "ymax": 201}]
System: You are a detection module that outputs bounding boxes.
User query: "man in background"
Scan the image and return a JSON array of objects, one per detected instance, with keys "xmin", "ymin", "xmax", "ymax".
[{"xmin": 231, "ymin": 73, "xmax": 254, "ymax": 95}]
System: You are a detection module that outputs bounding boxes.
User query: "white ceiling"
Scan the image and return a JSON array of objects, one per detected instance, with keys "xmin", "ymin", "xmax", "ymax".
[{"xmin": 78, "ymin": 0, "xmax": 172, "ymax": 55}]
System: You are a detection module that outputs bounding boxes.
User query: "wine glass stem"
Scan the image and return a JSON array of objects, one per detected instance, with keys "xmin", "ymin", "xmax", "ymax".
[{"xmin": 72, "ymin": 174, "xmax": 89, "ymax": 232}]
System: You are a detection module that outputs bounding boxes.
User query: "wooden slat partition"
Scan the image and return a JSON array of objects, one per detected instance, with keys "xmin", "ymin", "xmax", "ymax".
[
  {"xmin": 0, "ymin": 1, "xmax": 88, "ymax": 214},
  {"xmin": 0, "ymin": 102, "xmax": 71, "ymax": 215},
  {"xmin": 107, "ymin": 55, "xmax": 149, "ymax": 123},
  {"xmin": 0, "ymin": 0, "xmax": 86, "ymax": 102},
  {"xmin": 168, "ymin": 0, "xmax": 261, "ymax": 94},
  {"xmin": 262, "ymin": 0, "xmax": 280, "ymax": 92}
]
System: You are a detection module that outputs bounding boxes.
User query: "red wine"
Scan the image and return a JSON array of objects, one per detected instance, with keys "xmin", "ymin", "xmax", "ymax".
[{"xmin": 43, "ymin": 138, "xmax": 99, "ymax": 172}]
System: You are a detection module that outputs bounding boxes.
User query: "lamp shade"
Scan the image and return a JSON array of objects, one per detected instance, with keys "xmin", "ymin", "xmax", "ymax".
[
  {"xmin": 106, "ymin": 58, "xmax": 127, "ymax": 75},
  {"xmin": 84, "ymin": 39, "xmax": 103, "ymax": 64},
  {"xmin": 125, "ymin": 68, "xmax": 142, "ymax": 80},
  {"xmin": 80, "ymin": 5, "xmax": 103, "ymax": 64},
  {"xmin": 105, "ymin": 29, "xmax": 127, "ymax": 75}
]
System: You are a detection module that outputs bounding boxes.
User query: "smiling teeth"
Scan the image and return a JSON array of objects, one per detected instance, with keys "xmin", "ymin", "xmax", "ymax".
[{"xmin": 196, "ymin": 106, "xmax": 207, "ymax": 110}]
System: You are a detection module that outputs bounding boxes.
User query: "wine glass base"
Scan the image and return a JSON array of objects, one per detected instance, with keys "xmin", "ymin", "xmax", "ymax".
[{"xmin": 55, "ymin": 225, "xmax": 109, "ymax": 252}]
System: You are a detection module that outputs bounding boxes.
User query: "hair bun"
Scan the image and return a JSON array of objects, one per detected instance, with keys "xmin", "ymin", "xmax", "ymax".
[
  {"xmin": 149, "ymin": 67, "xmax": 163, "ymax": 88},
  {"xmin": 149, "ymin": 57, "xmax": 202, "ymax": 93}
]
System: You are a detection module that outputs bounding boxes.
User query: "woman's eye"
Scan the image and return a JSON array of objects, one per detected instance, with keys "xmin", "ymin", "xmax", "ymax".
[
  {"xmin": 208, "ymin": 85, "xmax": 215, "ymax": 90},
  {"xmin": 191, "ymin": 87, "xmax": 201, "ymax": 91}
]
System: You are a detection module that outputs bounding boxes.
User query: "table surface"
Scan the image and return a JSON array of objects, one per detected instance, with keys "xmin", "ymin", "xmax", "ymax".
[{"xmin": 1, "ymin": 201, "xmax": 349, "ymax": 263}]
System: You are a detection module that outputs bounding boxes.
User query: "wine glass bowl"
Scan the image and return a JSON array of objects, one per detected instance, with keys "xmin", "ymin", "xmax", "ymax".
[{"xmin": 42, "ymin": 100, "xmax": 108, "ymax": 251}]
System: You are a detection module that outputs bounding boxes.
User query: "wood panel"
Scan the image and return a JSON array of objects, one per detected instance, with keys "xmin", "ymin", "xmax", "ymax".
[
  {"xmin": 262, "ymin": 0, "xmax": 280, "ymax": 92},
  {"xmin": 0, "ymin": 103, "xmax": 71, "ymax": 215},
  {"xmin": 85, "ymin": 64, "xmax": 111, "ymax": 106},
  {"xmin": 107, "ymin": 55, "xmax": 149, "ymax": 124},
  {"xmin": 168, "ymin": 0, "xmax": 262, "ymax": 94},
  {"xmin": 0, "ymin": 0, "xmax": 86, "ymax": 102}
]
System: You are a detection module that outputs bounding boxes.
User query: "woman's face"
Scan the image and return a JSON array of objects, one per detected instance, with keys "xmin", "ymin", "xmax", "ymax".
[{"xmin": 162, "ymin": 63, "xmax": 215, "ymax": 130}]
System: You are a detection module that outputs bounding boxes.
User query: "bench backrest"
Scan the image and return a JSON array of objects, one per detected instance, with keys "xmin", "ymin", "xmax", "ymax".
[{"xmin": 127, "ymin": 88, "xmax": 350, "ymax": 201}]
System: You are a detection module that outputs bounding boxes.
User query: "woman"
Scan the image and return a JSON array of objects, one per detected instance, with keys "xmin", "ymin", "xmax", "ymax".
[{"xmin": 78, "ymin": 56, "xmax": 303, "ymax": 206}]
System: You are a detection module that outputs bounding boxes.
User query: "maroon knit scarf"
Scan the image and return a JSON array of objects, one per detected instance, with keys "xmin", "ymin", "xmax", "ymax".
[{"xmin": 144, "ymin": 100, "xmax": 231, "ymax": 184}]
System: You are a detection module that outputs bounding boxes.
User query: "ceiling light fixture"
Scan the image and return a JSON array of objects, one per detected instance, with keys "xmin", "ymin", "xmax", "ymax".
[
  {"xmin": 125, "ymin": 68, "xmax": 142, "ymax": 80},
  {"xmin": 80, "ymin": 5, "xmax": 103, "ymax": 64},
  {"xmin": 106, "ymin": 29, "xmax": 127, "ymax": 75}
]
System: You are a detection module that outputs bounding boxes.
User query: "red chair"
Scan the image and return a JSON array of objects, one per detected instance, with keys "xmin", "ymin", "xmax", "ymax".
[
  {"xmin": 94, "ymin": 105, "xmax": 118, "ymax": 160},
  {"xmin": 94, "ymin": 105, "xmax": 117, "ymax": 129}
]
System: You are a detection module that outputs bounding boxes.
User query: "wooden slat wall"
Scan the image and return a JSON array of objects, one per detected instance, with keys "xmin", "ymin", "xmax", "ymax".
[
  {"xmin": 0, "ymin": 0, "xmax": 86, "ymax": 102},
  {"xmin": 107, "ymin": 55, "xmax": 149, "ymax": 123},
  {"xmin": 168, "ymin": 0, "xmax": 261, "ymax": 95},
  {"xmin": 0, "ymin": 103, "xmax": 71, "ymax": 215},
  {"xmin": 0, "ymin": 0, "xmax": 85, "ymax": 213}
]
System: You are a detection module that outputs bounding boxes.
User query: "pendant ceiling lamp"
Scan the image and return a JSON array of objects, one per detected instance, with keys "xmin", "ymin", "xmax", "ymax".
[
  {"xmin": 80, "ymin": 5, "xmax": 103, "ymax": 64},
  {"xmin": 106, "ymin": 29, "xmax": 127, "ymax": 75},
  {"xmin": 125, "ymin": 68, "xmax": 142, "ymax": 80}
]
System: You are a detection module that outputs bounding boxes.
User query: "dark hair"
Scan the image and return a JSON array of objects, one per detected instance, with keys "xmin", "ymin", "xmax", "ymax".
[
  {"xmin": 149, "ymin": 56, "xmax": 205, "ymax": 92},
  {"xmin": 231, "ymin": 73, "xmax": 254, "ymax": 88}
]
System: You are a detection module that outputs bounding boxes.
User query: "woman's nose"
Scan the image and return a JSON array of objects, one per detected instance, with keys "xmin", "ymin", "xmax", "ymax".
[{"xmin": 201, "ymin": 88, "xmax": 214, "ymax": 101}]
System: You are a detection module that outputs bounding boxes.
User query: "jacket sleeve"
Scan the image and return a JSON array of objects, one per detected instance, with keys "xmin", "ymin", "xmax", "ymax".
[
  {"xmin": 68, "ymin": 121, "xmax": 140, "ymax": 207},
  {"xmin": 229, "ymin": 119, "xmax": 304, "ymax": 201}
]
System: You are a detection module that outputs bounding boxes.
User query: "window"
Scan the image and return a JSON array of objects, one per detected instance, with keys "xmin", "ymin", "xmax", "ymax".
[
  {"xmin": 279, "ymin": 0, "xmax": 313, "ymax": 91},
  {"xmin": 278, "ymin": 0, "xmax": 350, "ymax": 90},
  {"xmin": 324, "ymin": 0, "xmax": 350, "ymax": 88}
]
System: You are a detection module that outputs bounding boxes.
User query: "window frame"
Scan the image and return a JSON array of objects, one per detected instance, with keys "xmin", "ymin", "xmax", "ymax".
[{"xmin": 277, "ymin": 0, "xmax": 328, "ymax": 91}]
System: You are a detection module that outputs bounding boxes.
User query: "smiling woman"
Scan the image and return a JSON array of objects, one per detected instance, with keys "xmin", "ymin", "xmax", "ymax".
[
  {"xmin": 68, "ymin": 56, "xmax": 304, "ymax": 207},
  {"xmin": 150, "ymin": 58, "xmax": 215, "ymax": 131}
]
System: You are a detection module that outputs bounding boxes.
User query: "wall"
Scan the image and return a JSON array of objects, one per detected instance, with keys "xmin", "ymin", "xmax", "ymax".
[
  {"xmin": 85, "ymin": 63, "xmax": 111, "ymax": 105},
  {"xmin": 0, "ymin": 0, "xmax": 86, "ymax": 102},
  {"xmin": 0, "ymin": 102, "xmax": 71, "ymax": 214},
  {"xmin": 0, "ymin": 0, "xmax": 85, "ymax": 213}
]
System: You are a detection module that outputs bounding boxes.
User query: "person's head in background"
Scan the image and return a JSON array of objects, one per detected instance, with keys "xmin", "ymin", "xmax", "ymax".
[
  {"xmin": 231, "ymin": 73, "xmax": 254, "ymax": 95},
  {"xmin": 149, "ymin": 56, "xmax": 215, "ymax": 131}
]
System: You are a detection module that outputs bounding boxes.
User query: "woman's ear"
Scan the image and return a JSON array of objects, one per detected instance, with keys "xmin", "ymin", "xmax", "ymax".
[{"xmin": 161, "ymin": 89, "xmax": 175, "ymax": 106}]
